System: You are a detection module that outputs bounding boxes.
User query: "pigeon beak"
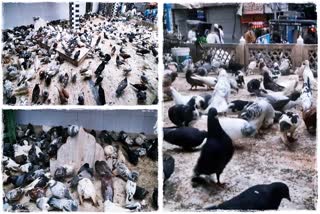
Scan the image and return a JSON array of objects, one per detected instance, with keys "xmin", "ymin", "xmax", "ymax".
[{"xmin": 287, "ymin": 195, "xmax": 291, "ymax": 201}]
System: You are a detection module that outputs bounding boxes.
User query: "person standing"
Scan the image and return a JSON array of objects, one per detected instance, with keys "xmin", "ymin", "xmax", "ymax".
[
  {"xmin": 218, "ymin": 25, "xmax": 224, "ymax": 44},
  {"xmin": 244, "ymin": 23, "xmax": 256, "ymax": 43},
  {"xmin": 207, "ymin": 25, "xmax": 222, "ymax": 44},
  {"xmin": 187, "ymin": 27, "xmax": 197, "ymax": 43}
]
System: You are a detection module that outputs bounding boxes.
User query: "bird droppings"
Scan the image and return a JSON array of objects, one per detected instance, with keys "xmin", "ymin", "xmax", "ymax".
[
  {"xmin": 163, "ymin": 73, "xmax": 317, "ymax": 211},
  {"xmin": 3, "ymin": 15, "xmax": 158, "ymax": 106},
  {"xmin": 3, "ymin": 124, "xmax": 158, "ymax": 212}
]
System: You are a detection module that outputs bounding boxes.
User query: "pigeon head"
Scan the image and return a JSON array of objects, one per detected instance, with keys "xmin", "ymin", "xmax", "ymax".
[
  {"xmin": 271, "ymin": 182, "xmax": 291, "ymax": 201},
  {"xmin": 241, "ymin": 123, "xmax": 256, "ymax": 137},
  {"xmin": 208, "ymin": 108, "xmax": 218, "ymax": 119},
  {"xmin": 48, "ymin": 179, "xmax": 56, "ymax": 187},
  {"xmin": 302, "ymin": 60, "xmax": 310, "ymax": 68}
]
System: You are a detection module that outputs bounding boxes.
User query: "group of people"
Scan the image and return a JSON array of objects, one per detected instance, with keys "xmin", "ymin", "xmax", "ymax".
[
  {"xmin": 187, "ymin": 23, "xmax": 225, "ymax": 44},
  {"xmin": 187, "ymin": 22, "xmax": 317, "ymax": 44}
]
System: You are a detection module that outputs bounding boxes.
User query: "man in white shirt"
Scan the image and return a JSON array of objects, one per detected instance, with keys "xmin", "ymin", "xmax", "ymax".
[
  {"xmin": 207, "ymin": 24, "xmax": 222, "ymax": 44},
  {"xmin": 187, "ymin": 27, "xmax": 197, "ymax": 43}
]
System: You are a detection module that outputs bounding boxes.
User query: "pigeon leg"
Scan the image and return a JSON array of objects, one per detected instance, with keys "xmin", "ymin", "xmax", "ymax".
[
  {"xmin": 79, "ymin": 194, "xmax": 84, "ymax": 205},
  {"xmin": 280, "ymin": 133, "xmax": 288, "ymax": 144},
  {"xmin": 91, "ymin": 196, "xmax": 98, "ymax": 207},
  {"xmin": 216, "ymin": 173, "xmax": 226, "ymax": 187}
]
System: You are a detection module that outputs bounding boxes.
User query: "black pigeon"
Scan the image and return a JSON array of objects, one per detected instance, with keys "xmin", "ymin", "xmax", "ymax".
[
  {"xmin": 78, "ymin": 163, "xmax": 94, "ymax": 177},
  {"xmin": 103, "ymin": 32, "xmax": 108, "ymax": 39},
  {"xmin": 120, "ymin": 53, "xmax": 131, "ymax": 60},
  {"xmin": 116, "ymin": 77, "xmax": 128, "ymax": 97},
  {"xmin": 152, "ymin": 188, "xmax": 158, "ymax": 209},
  {"xmin": 163, "ymin": 127, "xmax": 207, "ymax": 149},
  {"xmin": 98, "ymin": 85, "xmax": 106, "ymax": 105},
  {"xmin": 116, "ymin": 55, "xmax": 125, "ymax": 67},
  {"xmin": 45, "ymin": 75, "xmax": 52, "ymax": 86},
  {"xmin": 130, "ymin": 83, "xmax": 147, "ymax": 91},
  {"xmin": 247, "ymin": 78, "xmax": 263, "ymax": 94},
  {"xmin": 95, "ymin": 161, "xmax": 112, "ymax": 178},
  {"xmin": 137, "ymin": 91, "xmax": 147, "ymax": 104},
  {"xmin": 150, "ymin": 46, "xmax": 158, "ymax": 57},
  {"xmin": 136, "ymin": 48, "xmax": 150, "ymax": 55},
  {"xmin": 95, "ymin": 61, "xmax": 105, "ymax": 76},
  {"xmin": 163, "ymin": 154, "xmax": 175, "ymax": 182},
  {"xmin": 31, "ymin": 84, "xmax": 40, "ymax": 104},
  {"xmin": 74, "ymin": 50, "xmax": 80, "ymax": 60},
  {"xmin": 133, "ymin": 186, "xmax": 149, "ymax": 200},
  {"xmin": 78, "ymin": 93, "xmax": 84, "ymax": 105},
  {"xmin": 54, "ymin": 167, "xmax": 67, "ymax": 181},
  {"xmin": 186, "ymin": 69, "xmax": 205, "ymax": 90},
  {"xmin": 111, "ymin": 46, "xmax": 116, "ymax": 56},
  {"xmin": 263, "ymin": 72, "xmax": 284, "ymax": 92},
  {"xmin": 206, "ymin": 182, "xmax": 291, "ymax": 210},
  {"xmin": 95, "ymin": 36, "xmax": 101, "ymax": 47},
  {"xmin": 104, "ymin": 54, "xmax": 111, "ymax": 63},
  {"xmin": 63, "ymin": 73, "xmax": 69, "ymax": 88},
  {"xmin": 95, "ymin": 76, "xmax": 103, "ymax": 86},
  {"xmin": 192, "ymin": 108, "xmax": 234, "ymax": 186}
]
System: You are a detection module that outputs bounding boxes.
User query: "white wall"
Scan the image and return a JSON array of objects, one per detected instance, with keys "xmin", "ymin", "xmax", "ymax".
[
  {"xmin": 3, "ymin": 2, "xmax": 98, "ymax": 29},
  {"xmin": 14, "ymin": 110, "xmax": 157, "ymax": 135}
]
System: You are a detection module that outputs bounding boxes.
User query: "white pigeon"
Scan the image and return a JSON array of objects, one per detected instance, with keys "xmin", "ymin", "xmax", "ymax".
[
  {"xmin": 279, "ymin": 58, "xmax": 291, "ymax": 75},
  {"xmin": 126, "ymin": 180, "xmax": 136, "ymax": 205},
  {"xmin": 77, "ymin": 178, "xmax": 98, "ymax": 206},
  {"xmin": 170, "ymin": 87, "xmax": 205, "ymax": 110},
  {"xmin": 302, "ymin": 60, "xmax": 317, "ymax": 90},
  {"xmin": 246, "ymin": 60, "xmax": 258, "ymax": 75},
  {"xmin": 2, "ymin": 156, "xmax": 20, "ymax": 171},
  {"xmin": 204, "ymin": 69, "xmax": 232, "ymax": 114},
  {"xmin": 36, "ymin": 197, "xmax": 50, "ymax": 211},
  {"xmin": 192, "ymin": 75, "xmax": 218, "ymax": 89}
]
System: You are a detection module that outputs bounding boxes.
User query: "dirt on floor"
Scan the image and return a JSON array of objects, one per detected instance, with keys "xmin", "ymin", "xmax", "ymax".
[{"xmin": 163, "ymin": 72, "xmax": 317, "ymax": 211}]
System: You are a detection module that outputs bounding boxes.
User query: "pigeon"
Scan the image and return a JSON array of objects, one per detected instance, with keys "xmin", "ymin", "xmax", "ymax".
[
  {"xmin": 98, "ymin": 85, "xmax": 106, "ymax": 105},
  {"xmin": 228, "ymin": 100, "xmax": 253, "ymax": 113},
  {"xmin": 133, "ymin": 186, "xmax": 149, "ymax": 200},
  {"xmin": 27, "ymin": 187, "xmax": 46, "ymax": 201},
  {"xmin": 163, "ymin": 127, "xmax": 207, "ymax": 149},
  {"xmin": 95, "ymin": 76, "xmax": 103, "ymax": 86},
  {"xmin": 111, "ymin": 46, "xmax": 116, "ymax": 56},
  {"xmin": 263, "ymin": 72, "xmax": 284, "ymax": 92},
  {"xmin": 279, "ymin": 112, "xmax": 300, "ymax": 144},
  {"xmin": 36, "ymin": 197, "xmax": 50, "ymax": 211},
  {"xmin": 131, "ymin": 83, "xmax": 147, "ymax": 91},
  {"xmin": 48, "ymin": 180, "xmax": 73, "ymax": 199},
  {"xmin": 205, "ymin": 182, "xmax": 291, "ymax": 210},
  {"xmin": 126, "ymin": 179, "xmax": 136, "ymax": 205},
  {"xmin": 192, "ymin": 108, "xmax": 234, "ymax": 186},
  {"xmin": 116, "ymin": 77, "xmax": 128, "ymax": 97},
  {"xmin": 168, "ymin": 97, "xmax": 200, "ymax": 127},
  {"xmin": 48, "ymin": 197, "xmax": 78, "ymax": 211},
  {"xmin": 186, "ymin": 69, "xmax": 205, "ymax": 90},
  {"xmin": 95, "ymin": 61, "xmax": 105, "ymax": 76},
  {"xmin": 74, "ymin": 50, "xmax": 80, "ymax": 60},
  {"xmin": 5, "ymin": 188, "xmax": 24, "ymax": 202},
  {"xmin": 77, "ymin": 178, "xmax": 98, "ymax": 206},
  {"xmin": 163, "ymin": 154, "xmax": 175, "ymax": 182},
  {"xmin": 95, "ymin": 160, "xmax": 113, "ymax": 178},
  {"xmin": 31, "ymin": 84, "xmax": 40, "ymax": 104},
  {"xmin": 240, "ymin": 99, "xmax": 275, "ymax": 131}
]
